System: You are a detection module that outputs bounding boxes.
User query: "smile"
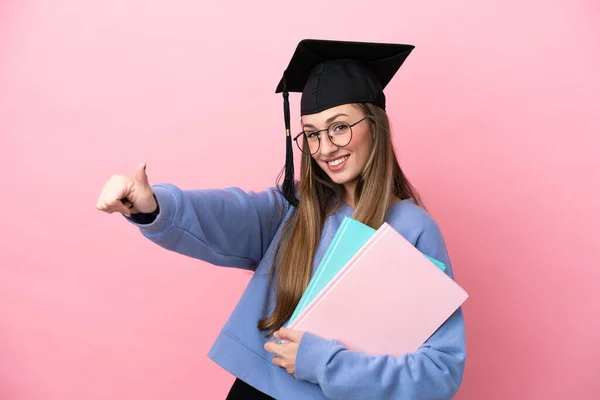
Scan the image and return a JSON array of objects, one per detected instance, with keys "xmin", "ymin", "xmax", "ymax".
[
  {"xmin": 324, "ymin": 155, "xmax": 350, "ymax": 172},
  {"xmin": 327, "ymin": 155, "xmax": 349, "ymax": 166}
]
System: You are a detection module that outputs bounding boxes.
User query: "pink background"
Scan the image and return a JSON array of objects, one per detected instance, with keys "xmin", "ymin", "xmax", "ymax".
[{"xmin": 1, "ymin": 0, "xmax": 599, "ymax": 399}]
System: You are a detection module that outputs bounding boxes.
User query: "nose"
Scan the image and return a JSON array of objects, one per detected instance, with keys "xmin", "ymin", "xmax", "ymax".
[{"xmin": 319, "ymin": 134, "xmax": 339, "ymax": 157}]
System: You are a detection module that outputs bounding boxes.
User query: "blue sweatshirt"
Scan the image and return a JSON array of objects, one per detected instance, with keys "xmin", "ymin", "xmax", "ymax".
[{"xmin": 126, "ymin": 183, "xmax": 466, "ymax": 399}]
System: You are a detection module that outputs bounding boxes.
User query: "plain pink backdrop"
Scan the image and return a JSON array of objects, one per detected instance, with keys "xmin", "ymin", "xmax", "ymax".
[{"xmin": 1, "ymin": 0, "xmax": 599, "ymax": 399}]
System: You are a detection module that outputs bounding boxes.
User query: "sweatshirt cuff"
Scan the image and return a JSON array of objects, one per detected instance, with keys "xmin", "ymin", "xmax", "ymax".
[
  {"xmin": 124, "ymin": 184, "xmax": 179, "ymax": 236},
  {"xmin": 295, "ymin": 331, "xmax": 336, "ymax": 384}
]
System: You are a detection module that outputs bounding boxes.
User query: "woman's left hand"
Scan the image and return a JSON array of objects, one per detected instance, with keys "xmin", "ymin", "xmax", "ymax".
[{"xmin": 264, "ymin": 327, "xmax": 304, "ymax": 376}]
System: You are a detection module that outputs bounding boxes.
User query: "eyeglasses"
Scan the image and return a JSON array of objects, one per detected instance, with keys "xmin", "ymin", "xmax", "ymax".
[{"xmin": 293, "ymin": 116, "xmax": 370, "ymax": 155}]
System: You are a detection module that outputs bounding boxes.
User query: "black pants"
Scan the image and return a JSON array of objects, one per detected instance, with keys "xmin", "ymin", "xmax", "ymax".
[{"xmin": 226, "ymin": 378, "xmax": 275, "ymax": 399}]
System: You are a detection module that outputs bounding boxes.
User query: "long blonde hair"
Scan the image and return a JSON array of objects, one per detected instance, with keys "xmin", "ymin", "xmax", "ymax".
[{"xmin": 258, "ymin": 102, "xmax": 424, "ymax": 336}]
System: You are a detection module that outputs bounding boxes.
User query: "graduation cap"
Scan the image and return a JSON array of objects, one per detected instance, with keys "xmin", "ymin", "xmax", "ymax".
[{"xmin": 275, "ymin": 39, "xmax": 415, "ymax": 207}]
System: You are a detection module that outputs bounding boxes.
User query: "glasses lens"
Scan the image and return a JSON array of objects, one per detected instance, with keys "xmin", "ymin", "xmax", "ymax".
[
  {"xmin": 297, "ymin": 132, "xmax": 319, "ymax": 155},
  {"xmin": 329, "ymin": 122, "xmax": 352, "ymax": 147}
]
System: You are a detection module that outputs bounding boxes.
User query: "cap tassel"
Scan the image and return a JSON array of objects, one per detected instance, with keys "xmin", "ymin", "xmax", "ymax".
[{"xmin": 281, "ymin": 74, "xmax": 298, "ymax": 207}]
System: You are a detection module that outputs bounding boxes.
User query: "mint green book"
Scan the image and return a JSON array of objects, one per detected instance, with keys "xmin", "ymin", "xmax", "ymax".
[{"xmin": 286, "ymin": 216, "xmax": 447, "ymax": 327}]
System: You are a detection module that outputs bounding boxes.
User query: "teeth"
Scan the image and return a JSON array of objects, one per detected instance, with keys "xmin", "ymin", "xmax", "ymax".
[{"xmin": 328, "ymin": 156, "xmax": 348, "ymax": 166}]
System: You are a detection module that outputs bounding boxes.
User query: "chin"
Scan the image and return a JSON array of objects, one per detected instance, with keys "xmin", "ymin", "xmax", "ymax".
[
  {"xmin": 324, "ymin": 171, "xmax": 358, "ymax": 185},
  {"xmin": 317, "ymin": 160, "xmax": 359, "ymax": 185},
  {"xmin": 329, "ymin": 175, "xmax": 350, "ymax": 184}
]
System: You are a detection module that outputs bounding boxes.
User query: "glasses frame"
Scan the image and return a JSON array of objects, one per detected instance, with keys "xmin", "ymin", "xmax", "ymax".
[{"xmin": 292, "ymin": 116, "xmax": 370, "ymax": 155}]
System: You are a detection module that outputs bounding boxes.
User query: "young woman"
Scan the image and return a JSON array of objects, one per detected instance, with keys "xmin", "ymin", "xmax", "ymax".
[{"xmin": 96, "ymin": 39, "xmax": 467, "ymax": 399}]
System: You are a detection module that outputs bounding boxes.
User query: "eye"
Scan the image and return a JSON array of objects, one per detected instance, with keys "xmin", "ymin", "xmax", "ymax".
[
  {"xmin": 306, "ymin": 131, "xmax": 319, "ymax": 139},
  {"xmin": 332, "ymin": 123, "xmax": 349, "ymax": 133}
]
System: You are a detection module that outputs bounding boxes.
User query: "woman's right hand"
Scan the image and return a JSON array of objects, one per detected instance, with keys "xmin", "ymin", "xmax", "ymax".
[{"xmin": 96, "ymin": 162, "xmax": 158, "ymax": 218}]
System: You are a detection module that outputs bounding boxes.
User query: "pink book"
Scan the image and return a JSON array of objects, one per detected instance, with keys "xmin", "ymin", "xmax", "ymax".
[{"xmin": 288, "ymin": 222, "xmax": 468, "ymax": 356}]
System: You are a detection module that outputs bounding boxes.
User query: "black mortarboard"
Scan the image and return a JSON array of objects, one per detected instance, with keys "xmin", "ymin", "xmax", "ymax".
[{"xmin": 275, "ymin": 39, "xmax": 415, "ymax": 207}]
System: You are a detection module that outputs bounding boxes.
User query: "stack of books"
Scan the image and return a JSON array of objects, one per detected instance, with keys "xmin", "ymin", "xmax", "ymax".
[{"xmin": 283, "ymin": 216, "xmax": 468, "ymax": 356}]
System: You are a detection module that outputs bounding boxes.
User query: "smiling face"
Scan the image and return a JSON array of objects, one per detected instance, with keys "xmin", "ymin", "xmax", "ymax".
[{"xmin": 300, "ymin": 104, "xmax": 374, "ymax": 199}]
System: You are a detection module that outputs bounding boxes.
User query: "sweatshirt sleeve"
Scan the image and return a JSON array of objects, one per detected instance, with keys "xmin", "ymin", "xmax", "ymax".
[
  {"xmin": 125, "ymin": 183, "xmax": 290, "ymax": 271},
  {"xmin": 294, "ymin": 216, "xmax": 467, "ymax": 400}
]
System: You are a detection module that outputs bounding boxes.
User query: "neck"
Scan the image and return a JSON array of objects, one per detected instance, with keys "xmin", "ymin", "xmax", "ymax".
[
  {"xmin": 342, "ymin": 181, "xmax": 403, "ymax": 209},
  {"xmin": 342, "ymin": 180, "xmax": 358, "ymax": 208}
]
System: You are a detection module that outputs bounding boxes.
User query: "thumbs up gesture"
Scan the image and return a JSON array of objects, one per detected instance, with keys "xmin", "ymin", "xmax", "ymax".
[{"xmin": 96, "ymin": 162, "xmax": 158, "ymax": 218}]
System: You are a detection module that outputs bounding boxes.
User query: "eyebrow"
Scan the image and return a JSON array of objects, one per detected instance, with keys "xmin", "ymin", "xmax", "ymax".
[{"xmin": 302, "ymin": 113, "xmax": 349, "ymax": 129}]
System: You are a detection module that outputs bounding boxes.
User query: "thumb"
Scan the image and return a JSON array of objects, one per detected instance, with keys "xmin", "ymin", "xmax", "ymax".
[
  {"xmin": 276, "ymin": 327, "xmax": 302, "ymax": 342},
  {"xmin": 133, "ymin": 162, "xmax": 150, "ymax": 188}
]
